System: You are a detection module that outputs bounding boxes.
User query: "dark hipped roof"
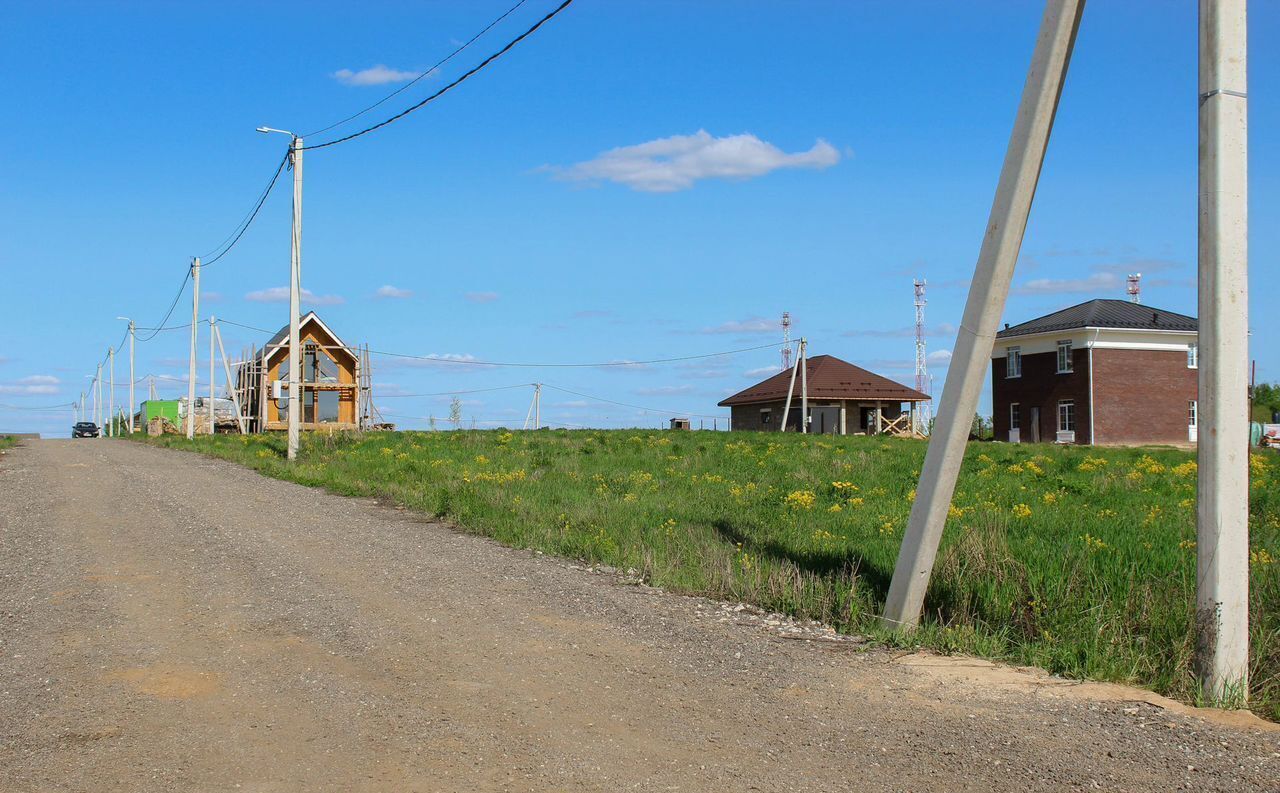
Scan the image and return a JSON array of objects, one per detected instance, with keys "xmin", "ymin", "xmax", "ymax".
[
  {"xmin": 996, "ymin": 299, "xmax": 1198, "ymax": 339},
  {"xmin": 718, "ymin": 355, "xmax": 929, "ymax": 407}
]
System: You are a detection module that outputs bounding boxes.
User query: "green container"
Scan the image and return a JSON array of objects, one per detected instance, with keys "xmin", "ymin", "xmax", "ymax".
[{"xmin": 141, "ymin": 400, "xmax": 181, "ymax": 426}]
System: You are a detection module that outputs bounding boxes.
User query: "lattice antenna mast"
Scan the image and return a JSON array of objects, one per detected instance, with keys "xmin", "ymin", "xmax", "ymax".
[
  {"xmin": 780, "ymin": 311, "xmax": 793, "ymax": 371},
  {"xmin": 1127, "ymin": 273, "xmax": 1142, "ymax": 303},
  {"xmin": 913, "ymin": 280, "xmax": 928, "ymax": 395}
]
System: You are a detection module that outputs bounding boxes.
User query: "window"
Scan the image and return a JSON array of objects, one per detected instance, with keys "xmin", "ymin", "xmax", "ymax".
[
  {"xmin": 760, "ymin": 409, "xmax": 771, "ymax": 425},
  {"xmin": 1187, "ymin": 343, "xmax": 1198, "ymax": 369},
  {"xmin": 1006, "ymin": 346, "xmax": 1022, "ymax": 378},
  {"xmin": 1010, "ymin": 403, "xmax": 1020, "ymax": 430},
  {"xmin": 1188, "ymin": 400, "xmax": 1198, "ymax": 427},
  {"xmin": 1056, "ymin": 340, "xmax": 1073, "ymax": 373},
  {"xmin": 1058, "ymin": 400, "xmax": 1075, "ymax": 432}
]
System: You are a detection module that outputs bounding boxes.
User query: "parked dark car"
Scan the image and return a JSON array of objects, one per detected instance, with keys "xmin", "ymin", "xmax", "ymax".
[{"xmin": 72, "ymin": 422, "xmax": 99, "ymax": 438}]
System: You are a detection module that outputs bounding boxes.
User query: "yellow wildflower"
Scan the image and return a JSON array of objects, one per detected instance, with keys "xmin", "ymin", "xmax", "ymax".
[{"xmin": 1011, "ymin": 503, "xmax": 1032, "ymax": 519}]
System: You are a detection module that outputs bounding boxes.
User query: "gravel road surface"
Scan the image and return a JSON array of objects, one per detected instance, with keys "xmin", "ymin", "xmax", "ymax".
[{"xmin": 1, "ymin": 439, "xmax": 1276, "ymax": 792}]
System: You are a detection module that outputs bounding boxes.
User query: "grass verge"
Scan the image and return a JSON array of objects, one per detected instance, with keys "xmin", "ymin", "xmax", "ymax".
[{"xmin": 135, "ymin": 428, "xmax": 1280, "ymax": 720}]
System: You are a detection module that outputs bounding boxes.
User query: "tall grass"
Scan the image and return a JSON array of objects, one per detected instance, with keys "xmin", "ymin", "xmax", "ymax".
[{"xmin": 138, "ymin": 429, "xmax": 1280, "ymax": 719}]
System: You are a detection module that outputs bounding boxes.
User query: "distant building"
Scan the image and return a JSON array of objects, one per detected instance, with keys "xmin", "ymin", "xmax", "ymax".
[
  {"xmin": 991, "ymin": 299, "xmax": 1198, "ymax": 445},
  {"xmin": 253, "ymin": 312, "xmax": 361, "ymax": 431},
  {"xmin": 669, "ymin": 417, "xmax": 691, "ymax": 430},
  {"xmin": 719, "ymin": 355, "xmax": 929, "ymax": 435}
]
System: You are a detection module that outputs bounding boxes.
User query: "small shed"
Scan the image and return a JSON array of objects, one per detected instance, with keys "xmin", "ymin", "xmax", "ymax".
[
  {"xmin": 718, "ymin": 354, "xmax": 930, "ymax": 435},
  {"xmin": 669, "ymin": 417, "xmax": 691, "ymax": 431}
]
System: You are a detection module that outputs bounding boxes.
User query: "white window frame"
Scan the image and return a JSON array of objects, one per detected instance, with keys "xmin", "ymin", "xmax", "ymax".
[
  {"xmin": 1187, "ymin": 343, "xmax": 1198, "ymax": 369},
  {"xmin": 1188, "ymin": 400, "xmax": 1198, "ymax": 427},
  {"xmin": 1058, "ymin": 399, "xmax": 1075, "ymax": 432},
  {"xmin": 1006, "ymin": 346, "xmax": 1022, "ymax": 378},
  {"xmin": 1010, "ymin": 402, "xmax": 1020, "ymax": 430},
  {"xmin": 1056, "ymin": 340, "xmax": 1073, "ymax": 374}
]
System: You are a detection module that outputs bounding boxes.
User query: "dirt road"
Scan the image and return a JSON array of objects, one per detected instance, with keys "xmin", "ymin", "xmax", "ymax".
[{"xmin": 0, "ymin": 439, "xmax": 1275, "ymax": 792}]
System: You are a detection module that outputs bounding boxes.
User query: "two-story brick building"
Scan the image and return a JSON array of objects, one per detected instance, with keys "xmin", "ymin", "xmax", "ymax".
[{"xmin": 991, "ymin": 299, "xmax": 1198, "ymax": 446}]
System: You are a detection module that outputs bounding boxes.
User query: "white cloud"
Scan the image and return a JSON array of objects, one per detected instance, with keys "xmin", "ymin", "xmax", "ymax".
[
  {"xmin": 595, "ymin": 359, "xmax": 651, "ymax": 372},
  {"xmin": 927, "ymin": 350, "xmax": 953, "ymax": 365},
  {"xmin": 375, "ymin": 285, "xmax": 413, "ymax": 299},
  {"xmin": 702, "ymin": 317, "xmax": 778, "ymax": 335},
  {"xmin": 634, "ymin": 385, "xmax": 695, "ymax": 397},
  {"xmin": 331, "ymin": 65, "xmax": 423, "ymax": 86},
  {"xmin": 389, "ymin": 353, "xmax": 491, "ymax": 372},
  {"xmin": 1013, "ymin": 272, "xmax": 1122, "ymax": 296},
  {"xmin": 18, "ymin": 374, "xmax": 59, "ymax": 385},
  {"xmin": 465, "ymin": 291, "xmax": 499, "ymax": 304},
  {"xmin": 547, "ymin": 130, "xmax": 840, "ymax": 193},
  {"xmin": 203, "ymin": 291, "xmax": 224, "ymax": 303},
  {"xmin": 742, "ymin": 366, "xmax": 779, "ymax": 378},
  {"xmin": 245, "ymin": 286, "xmax": 345, "ymax": 306},
  {"xmin": 0, "ymin": 375, "xmax": 59, "ymax": 395}
]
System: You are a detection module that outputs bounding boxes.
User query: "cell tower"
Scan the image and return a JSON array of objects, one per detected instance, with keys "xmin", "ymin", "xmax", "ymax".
[
  {"xmin": 914, "ymin": 279, "xmax": 931, "ymax": 433},
  {"xmin": 781, "ymin": 311, "xmax": 793, "ymax": 371},
  {"xmin": 1127, "ymin": 273, "xmax": 1142, "ymax": 303}
]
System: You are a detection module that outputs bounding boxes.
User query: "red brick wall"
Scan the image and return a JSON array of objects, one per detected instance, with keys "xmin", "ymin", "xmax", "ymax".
[
  {"xmin": 1092, "ymin": 348, "xmax": 1197, "ymax": 445},
  {"xmin": 991, "ymin": 347, "xmax": 1091, "ymax": 443}
]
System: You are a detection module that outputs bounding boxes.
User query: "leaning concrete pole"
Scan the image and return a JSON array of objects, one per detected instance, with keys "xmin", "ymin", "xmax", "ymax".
[
  {"xmin": 882, "ymin": 0, "xmax": 1085, "ymax": 629},
  {"xmin": 1197, "ymin": 0, "xmax": 1249, "ymax": 705},
  {"xmin": 186, "ymin": 258, "xmax": 200, "ymax": 440}
]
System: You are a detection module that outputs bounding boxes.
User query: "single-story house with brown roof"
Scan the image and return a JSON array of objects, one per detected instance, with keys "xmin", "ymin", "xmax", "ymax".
[{"xmin": 718, "ymin": 354, "xmax": 930, "ymax": 435}]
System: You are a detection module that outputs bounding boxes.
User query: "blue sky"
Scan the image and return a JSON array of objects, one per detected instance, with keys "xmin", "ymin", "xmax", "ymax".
[{"xmin": 2, "ymin": 1, "xmax": 1277, "ymax": 434}]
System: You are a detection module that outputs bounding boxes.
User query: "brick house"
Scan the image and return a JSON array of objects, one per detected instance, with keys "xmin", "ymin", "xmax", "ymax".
[
  {"xmin": 719, "ymin": 354, "xmax": 929, "ymax": 434},
  {"xmin": 991, "ymin": 299, "xmax": 1198, "ymax": 445}
]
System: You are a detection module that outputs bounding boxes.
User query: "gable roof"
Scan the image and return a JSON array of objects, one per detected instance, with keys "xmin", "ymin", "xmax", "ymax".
[
  {"xmin": 260, "ymin": 312, "xmax": 355, "ymax": 362},
  {"xmin": 997, "ymin": 299, "xmax": 1198, "ymax": 339},
  {"xmin": 718, "ymin": 355, "xmax": 929, "ymax": 407}
]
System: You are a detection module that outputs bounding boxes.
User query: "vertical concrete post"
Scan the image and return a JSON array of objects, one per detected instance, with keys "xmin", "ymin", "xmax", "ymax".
[
  {"xmin": 1197, "ymin": 0, "xmax": 1249, "ymax": 705},
  {"xmin": 186, "ymin": 258, "xmax": 200, "ymax": 440},
  {"xmin": 882, "ymin": 0, "xmax": 1085, "ymax": 629},
  {"xmin": 287, "ymin": 136, "xmax": 304, "ymax": 460}
]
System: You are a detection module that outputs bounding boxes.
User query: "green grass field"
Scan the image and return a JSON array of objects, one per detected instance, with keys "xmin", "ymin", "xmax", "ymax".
[{"xmin": 137, "ymin": 429, "xmax": 1280, "ymax": 718}]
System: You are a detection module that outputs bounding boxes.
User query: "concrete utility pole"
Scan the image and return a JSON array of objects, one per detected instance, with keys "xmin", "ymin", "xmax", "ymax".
[
  {"xmin": 209, "ymin": 315, "xmax": 216, "ymax": 434},
  {"xmin": 107, "ymin": 346, "xmax": 115, "ymax": 437},
  {"xmin": 799, "ymin": 339, "xmax": 809, "ymax": 434},
  {"xmin": 779, "ymin": 340, "xmax": 802, "ymax": 432},
  {"xmin": 258, "ymin": 128, "xmax": 305, "ymax": 460},
  {"xmin": 94, "ymin": 365, "xmax": 102, "ymax": 439},
  {"xmin": 187, "ymin": 258, "xmax": 201, "ymax": 440},
  {"xmin": 117, "ymin": 317, "xmax": 135, "ymax": 433},
  {"xmin": 535, "ymin": 383, "xmax": 541, "ymax": 430},
  {"xmin": 882, "ymin": 0, "xmax": 1084, "ymax": 629},
  {"xmin": 1197, "ymin": 0, "xmax": 1249, "ymax": 705}
]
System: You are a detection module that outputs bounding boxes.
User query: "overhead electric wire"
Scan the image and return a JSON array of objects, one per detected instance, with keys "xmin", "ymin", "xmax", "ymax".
[
  {"xmin": 540, "ymin": 383, "xmax": 727, "ymax": 420},
  {"xmin": 0, "ymin": 401, "xmax": 75, "ymax": 411},
  {"xmin": 367, "ymin": 341, "xmax": 779, "ymax": 369},
  {"xmin": 301, "ymin": 0, "xmax": 575, "ymax": 151},
  {"xmin": 135, "ymin": 268, "xmax": 192, "ymax": 343},
  {"xmin": 302, "ymin": 0, "xmax": 531, "ymax": 138},
  {"xmin": 376, "ymin": 383, "xmax": 532, "ymax": 399},
  {"xmin": 199, "ymin": 149, "xmax": 291, "ymax": 268}
]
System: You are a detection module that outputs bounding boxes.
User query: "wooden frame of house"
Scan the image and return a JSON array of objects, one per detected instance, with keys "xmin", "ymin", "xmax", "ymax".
[
  {"xmin": 235, "ymin": 312, "xmax": 364, "ymax": 432},
  {"xmin": 719, "ymin": 355, "xmax": 930, "ymax": 435}
]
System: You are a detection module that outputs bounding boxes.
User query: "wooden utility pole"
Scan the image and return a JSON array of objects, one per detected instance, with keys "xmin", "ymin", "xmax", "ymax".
[
  {"xmin": 186, "ymin": 258, "xmax": 200, "ymax": 440},
  {"xmin": 882, "ymin": 0, "xmax": 1085, "ymax": 629},
  {"xmin": 1197, "ymin": 0, "xmax": 1249, "ymax": 705}
]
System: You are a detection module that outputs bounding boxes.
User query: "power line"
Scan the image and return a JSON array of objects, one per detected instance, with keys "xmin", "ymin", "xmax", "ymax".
[
  {"xmin": 301, "ymin": 0, "xmax": 575, "ymax": 151},
  {"xmin": 302, "ymin": 0, "xmax": 531, "ymax": 138},
  {"xmin": 367, "ymin": 341, "xmax": 780, "ymax": 369},
  {"xmin": 200, "ymin": 149, "xmax": 291, "ymax": 267},
  {"xmin": 135, "ymin": 268, "xmax": 192, "ymax": 343},
  {"xmin": 540, "ymin": 383, "xmax": 727, "ymax": 420},
  {"xmin": 0, "ymin": 401, "xmax": 75, "ymax": 411},
  {"xmin": 376, "ymin": 383, "xmax": 532, "ymax": 399}
]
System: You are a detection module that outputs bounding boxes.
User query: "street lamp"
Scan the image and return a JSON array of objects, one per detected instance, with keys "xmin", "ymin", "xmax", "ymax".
[
  {"xmin": 258, "ymin": 125, "xmax": 303, "ymax": 461},
  {"xmin": 117, "ymin": 316, "xmax": 135, "ymax": 433}
]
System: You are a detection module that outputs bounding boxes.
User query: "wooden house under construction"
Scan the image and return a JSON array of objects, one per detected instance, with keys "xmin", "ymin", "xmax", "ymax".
[{"xmin": 232, "ymin": 312, "xmax": 378, "ymax": 432}]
